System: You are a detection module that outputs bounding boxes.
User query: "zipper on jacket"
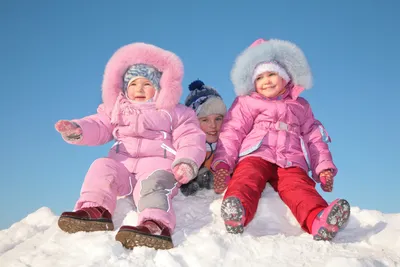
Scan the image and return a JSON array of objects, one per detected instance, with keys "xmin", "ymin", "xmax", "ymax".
[
  {"xmin": 136, "ymin": 139, "xmax": 142, "ymax": 157},
  {"xmin": 135, "ymin": 110, "xmax": 141, "ymax": 157}
]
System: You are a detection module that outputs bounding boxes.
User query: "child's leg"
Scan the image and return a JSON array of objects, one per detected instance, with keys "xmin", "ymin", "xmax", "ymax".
[
  {"xmin": 74, "ymin": 157, "xmax": 133, "ymax": 215},
  {"xmin": 133, "ymin": 169, "xmax": 179, "ymax": 231},
  {"xmin": 59, "ymin": 157, "xmax": 133, "ymax": 233},
  {"xmin": 273, "ymin": 166, "xmax": 328, "ymax": 233},
  {"xmin": 222, "ymin": 157, "xmax": 276, "ymax": 232},
  {"xmin": 115, "ymin": 163, "xmax": 177, "ymax": 250}
]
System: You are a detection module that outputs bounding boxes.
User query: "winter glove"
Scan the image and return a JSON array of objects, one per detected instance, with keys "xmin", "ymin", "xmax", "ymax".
[
  {"xmin": 213, "ymin": 162, "xmax": 231, "ymax": 194},
  {"xmin": 173, "ymin": 163, "xmax": 195, "ymax": 184},
  {"xmin": 319, "ymin": 169, "xmax": 334, "ymax": 192},
  {"xmin": 197, "ymin": 168, "xmax": 214, "ymax": 189},
  {"xmin": 180, "ymin": 167, "xmax": 214, "ymax": 196},
  {"xmin": 55, "ymin": 120, "xmax": 83, "ymax": 142},
  {"xmin": 180, "ymin": 179, "xmax": 200, "ymax": 196}
]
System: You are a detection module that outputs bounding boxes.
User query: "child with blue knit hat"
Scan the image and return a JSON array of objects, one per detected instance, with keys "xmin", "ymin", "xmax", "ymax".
[
  {"xmin": 180, "ymin": 80, "xmax": 227, "ymax": 196},
  {"xmin": 54, "ymin": 42, "xmax": 206, "ymax": 250},
  {"xmin": 122, "ymin": 63, "xmax": 162, "ymax": 102}
]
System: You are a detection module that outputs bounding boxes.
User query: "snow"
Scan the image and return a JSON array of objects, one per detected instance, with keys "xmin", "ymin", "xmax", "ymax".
[{"xmin": 1, "ymin": 187, "xmax": 399, "ymax": 267}]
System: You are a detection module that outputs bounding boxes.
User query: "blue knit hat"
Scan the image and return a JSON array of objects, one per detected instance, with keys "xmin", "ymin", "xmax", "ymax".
[
  {"xmin": 123, "ymin": 63, "xmax": 162, "ymax": 92},
  {"xmin": 184, "ymin": 80, "xmax": 227, "ymax": 117}
]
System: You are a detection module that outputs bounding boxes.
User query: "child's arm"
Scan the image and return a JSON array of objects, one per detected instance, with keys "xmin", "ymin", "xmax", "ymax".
[
  {"xmin": 172, "ymin": 106, "xmax": 207, "ymax": 178},
  {"xmin": 300, "ymin": 99, "xmax": 337, "ymax": 181},
  {"xmin": 57, "ymin": 104, "xmax": 115, "ymax": 146},
  {"xmin": 212, "ymin": 97, "xmax": 254, "ymax": 172}
]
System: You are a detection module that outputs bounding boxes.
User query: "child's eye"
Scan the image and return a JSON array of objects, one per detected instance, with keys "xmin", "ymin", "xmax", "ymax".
[
  {"xmin": 256, "ymin": 76, "xmax": 263, "ymax": 80},
  {"xmin": 216, "ymin": 117, "xmax": 223, "ymax": 121},
  {"xmin": 268, "ymin": 73, "xmax": 276, "ymax": 77}
]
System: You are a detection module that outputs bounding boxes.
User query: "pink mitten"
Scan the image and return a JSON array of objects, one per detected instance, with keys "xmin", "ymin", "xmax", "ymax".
[
  {"xmin": 320, "ymin": 169, "xmax": 335, "ymax": 192},
  {"xmin": 55, "ymin": 120, "xmax": 82, "ymax": 142},
  {"xmin": 213, "ymin": 162, "xmax": 231, "ymax": 194},
  {"xmin": 173, "ymin": 163, "xmax": 194, "ymax": 184}
]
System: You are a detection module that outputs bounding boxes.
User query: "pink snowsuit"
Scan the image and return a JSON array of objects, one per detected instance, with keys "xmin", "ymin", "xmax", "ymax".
[{"xmin": 63, "ymin": 43, "xmax": 206, "ymax": 231}]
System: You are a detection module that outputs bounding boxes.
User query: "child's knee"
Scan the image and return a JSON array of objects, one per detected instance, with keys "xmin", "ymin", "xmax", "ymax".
[{"xmin": 137, "ymin": 170, "xmax": 177, "ymax": 212}]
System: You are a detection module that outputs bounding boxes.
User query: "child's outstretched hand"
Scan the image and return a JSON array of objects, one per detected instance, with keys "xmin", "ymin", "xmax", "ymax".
[
  {"xmin": 55, "ymin": 120, "xmax": 82, "ymax": 142},
  {"xmin": 319, "ymin": 169, "xmax": 334, "ymax": 192},
  {"xmin": 173, "ymin": 163, "xmax": 194, "ymax": 184},
  {"xmin": 213, "ymin": 162, "xmax": 231, "ymax": 194}
]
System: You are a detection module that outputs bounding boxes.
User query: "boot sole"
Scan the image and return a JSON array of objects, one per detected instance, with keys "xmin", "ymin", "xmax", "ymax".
[
  {"xmin": 314, "ymin": 199, "xmax": 351, "ymax": 241},
  {"xmin": 221, "ymin": 197, "xmax": 244, "ymax": 234},
  {"xmin": 115, "ymin": 229, "xmax": 174, "ymax": 250},
  {"xmin": 58, "ymin": 216, "xmax": 114, "ymax": 233}
]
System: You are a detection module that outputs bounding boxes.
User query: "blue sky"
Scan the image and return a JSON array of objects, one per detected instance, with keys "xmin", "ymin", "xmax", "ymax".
[{"xmin": 1, "ymin": 0, "xmax": 399, "ymax": 230}]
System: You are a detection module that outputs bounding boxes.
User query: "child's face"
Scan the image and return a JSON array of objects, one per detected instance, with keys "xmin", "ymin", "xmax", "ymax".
[
  {"xmin": 127, "ymin": 78, "xmax": 156, "ymax": 102},
  {"xmin": 199, "ymin": 114, "xmax": 224, "ymax": 143},
  {"xmin": 254, "ymin": 71, "xmax": 286, "ymax": 98}
]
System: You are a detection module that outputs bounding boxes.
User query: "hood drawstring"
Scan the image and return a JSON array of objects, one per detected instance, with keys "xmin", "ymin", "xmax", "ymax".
[{"xmin": 111, "ymin": 93, "xmax": 125, "ymax": 125}]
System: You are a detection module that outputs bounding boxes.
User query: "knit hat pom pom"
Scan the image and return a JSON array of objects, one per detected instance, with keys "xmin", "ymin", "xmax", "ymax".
[{"xmin": 188, "ymin": 80, "xmax": 205, "ymax": 91}]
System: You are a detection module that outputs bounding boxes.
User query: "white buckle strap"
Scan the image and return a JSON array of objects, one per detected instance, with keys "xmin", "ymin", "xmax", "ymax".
[{"xmin": 275, "ymin": 121, "xmax": 289, "ymax": 131}]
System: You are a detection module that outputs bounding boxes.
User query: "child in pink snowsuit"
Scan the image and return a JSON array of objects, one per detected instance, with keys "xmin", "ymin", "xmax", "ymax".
[
  {"xmin": 55, "ymin": 42, "xmax": 206, "ymax": 250},
  {"xmin": 212, "ymin": 38, "xmax": 350, "ymax": 241}
]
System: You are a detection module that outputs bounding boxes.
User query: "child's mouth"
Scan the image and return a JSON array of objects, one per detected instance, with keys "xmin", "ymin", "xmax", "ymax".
[
  {"xmin": 134, "ymin": 96, "xmax": 146, "ymax": 101},
  {"xmin": 263, "ymin": 85, "xmax": 275, "ymax": 90}
]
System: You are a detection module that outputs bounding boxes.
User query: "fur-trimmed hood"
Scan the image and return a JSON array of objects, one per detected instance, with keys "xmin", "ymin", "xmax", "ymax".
[
  {"xmin": 101, "ymin": 42, "xmax": 184, "ymax": 115},
  {"xmin": 231, "ymin": 38, "xmax": 313, "ymax": 98}
]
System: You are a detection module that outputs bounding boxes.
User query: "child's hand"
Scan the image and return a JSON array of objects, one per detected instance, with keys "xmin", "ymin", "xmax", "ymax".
[
  {"xmin": 173, "ymin": 163, "xmax": 194, "ymax": 184},
  {"xmin": 319, "ymin": 169, "xmax": 334, "ymax": 192},
  {"xmin": 55, "ymin": 120, "xmax": 82, "ymax": 142},
  {"xmin": 213, "ymin": 162, "xmax": 230, "ymax": 194}
]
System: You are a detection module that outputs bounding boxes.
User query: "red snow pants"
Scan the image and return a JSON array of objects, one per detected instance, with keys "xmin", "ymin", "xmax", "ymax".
[{"xmin": 223, "ymin": 157, "xmax": 328, "ymax": 233}]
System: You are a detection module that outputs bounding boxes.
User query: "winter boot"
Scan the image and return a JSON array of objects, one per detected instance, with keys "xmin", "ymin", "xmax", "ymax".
[
  {"xmin": 221, "ymin": 196, "xmax": 246, "ymax": 234},
  {"xmin": 58, "ymin": 206, "xmax": 114, "ymax": 233},
  {"xmin": 115, "ymin": 220, "xmax": 173, "ymax": 250},
  {"xmin": 312, "ymin": 198, "xmax": 350, "ymax": 241}
]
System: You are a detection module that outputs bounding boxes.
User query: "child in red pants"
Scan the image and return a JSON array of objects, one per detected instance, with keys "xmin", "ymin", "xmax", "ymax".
[{"xmin": 212, "ymin": 38, "xmax": 350, "ymax": 241}]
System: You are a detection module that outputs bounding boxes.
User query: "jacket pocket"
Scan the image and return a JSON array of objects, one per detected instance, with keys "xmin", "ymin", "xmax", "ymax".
[{"xmin": 239, "ymin": 134, "xmax": 266, "ymax": 157}]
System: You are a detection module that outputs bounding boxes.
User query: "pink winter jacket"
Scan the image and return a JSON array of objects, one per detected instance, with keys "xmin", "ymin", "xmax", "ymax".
[
  {"xmin": 70, "ymin": 101, "xmax": 205, "ymax": 173},
  {"xmin": 213, "ymin": 90, "xmax": 337, "ymax": 182},
  {"xmin": 213, "ymin": 38, "xmax": 337, "ymax": 182},
  {"xmin": 65, "ymin": 43, "xmax": 206, "ymax": 175}
]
